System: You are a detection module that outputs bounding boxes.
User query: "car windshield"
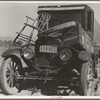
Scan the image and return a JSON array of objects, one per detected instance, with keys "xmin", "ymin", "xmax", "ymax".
[{"xmin": 48, "ymin": 10, "xmax": 82, "ymax": 28}]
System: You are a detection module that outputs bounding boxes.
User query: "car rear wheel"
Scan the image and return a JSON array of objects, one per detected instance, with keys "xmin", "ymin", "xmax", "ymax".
[
  {"xmin": 80, "ymin": 60, "xmax": 94, "ymax": 96},
  {"xmin": 0, "ymin": 57, "xmax": 23, "ymax": 95}
]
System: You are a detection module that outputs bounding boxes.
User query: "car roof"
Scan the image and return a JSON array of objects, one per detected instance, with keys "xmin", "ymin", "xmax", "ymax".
[{"xmin": 38, "ymin": 4, "xmax": 93, "ymax": 12}]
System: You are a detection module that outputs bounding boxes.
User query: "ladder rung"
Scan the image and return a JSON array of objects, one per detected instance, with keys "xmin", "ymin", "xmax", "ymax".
[
  {"xmin": 26, "ymin": 16, "xmax": 35, "ymax": 21},
  {"xmin": 19, "ymin": 35, "xmax": 28, "ymax": 40},
  {"xmin": 16, "ymin": 32, "xmax": 29, "ymax": 38},
  {"xmin": 18, "ymin": 38, "xmax": 27, "ymax": 42},
  {"xmin": 24, "ymin": 23, "xmax": 43, "ymax": 32},
  {"xmin": 18, "ymin": 38, "xmax": 35, "ymax": 44}
]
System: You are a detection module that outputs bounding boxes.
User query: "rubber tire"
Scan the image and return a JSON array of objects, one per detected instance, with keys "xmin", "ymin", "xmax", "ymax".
[
  {"xmin": 80, "ymin": 60, "xmax": 94, "ymax": 96},
  {"xmin": 0, "ymin": 57, "xmax": 23, "ymax": 95}
]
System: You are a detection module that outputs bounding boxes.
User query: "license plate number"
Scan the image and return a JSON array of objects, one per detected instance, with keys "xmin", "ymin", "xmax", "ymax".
[{"xmin": 39, "ymin": 45, "xmax": 57, "ymax": 53}]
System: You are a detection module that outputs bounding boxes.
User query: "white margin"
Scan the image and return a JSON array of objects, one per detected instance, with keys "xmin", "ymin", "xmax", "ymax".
[{"xmin": 0, "ymin": 1, "xmax": 100, "ymax": 99}]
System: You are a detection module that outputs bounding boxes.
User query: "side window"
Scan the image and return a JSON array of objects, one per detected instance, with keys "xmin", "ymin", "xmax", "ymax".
[{"xmin": 87, "ymin": 10, "xmax": 92, "ymax": 32}]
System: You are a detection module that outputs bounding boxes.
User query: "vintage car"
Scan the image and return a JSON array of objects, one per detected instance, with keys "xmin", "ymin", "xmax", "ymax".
[{"xmin": 0, "ymin": 4, "xmax": 100, "ymax": 96}]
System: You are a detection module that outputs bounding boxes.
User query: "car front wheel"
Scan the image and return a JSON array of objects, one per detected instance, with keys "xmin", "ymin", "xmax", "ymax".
[{"xmin": 0, "ymin": 57, "xmax": 23, "ymax": 95}]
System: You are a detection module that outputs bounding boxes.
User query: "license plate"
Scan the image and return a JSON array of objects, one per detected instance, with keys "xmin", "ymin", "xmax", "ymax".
[{"xmin": 39, "ymin": 45, "xmax": 57, "ymax": 53}]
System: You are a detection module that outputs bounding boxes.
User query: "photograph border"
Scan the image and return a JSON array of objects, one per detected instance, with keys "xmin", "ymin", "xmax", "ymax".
[{"xmin": 0, "ymin": 0, "xmax": 100, "ymax": 99}]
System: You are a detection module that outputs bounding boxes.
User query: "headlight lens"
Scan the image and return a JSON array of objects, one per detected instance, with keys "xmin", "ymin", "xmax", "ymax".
[
  {"xmin": 23, "ymin": 47, "xmax": 35, "ymax": 59},
  {"xmin": 59, "ymin": 49, "xmax": 72, "ymax": 61}
]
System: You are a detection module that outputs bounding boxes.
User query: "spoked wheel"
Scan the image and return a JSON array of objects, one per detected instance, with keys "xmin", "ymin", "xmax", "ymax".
[
  {"xmin": 0, "ymin": 57, "xmax": 23, "ymax": 95},
  {"xmin": 80, "ymin": 60, "xmax": 94, "ymax": 96}
]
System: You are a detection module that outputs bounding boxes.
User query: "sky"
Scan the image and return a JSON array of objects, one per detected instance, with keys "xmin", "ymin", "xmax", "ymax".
[{"xmin": 0, "ymin": 2, "xmax": 100, "ymax": 38}]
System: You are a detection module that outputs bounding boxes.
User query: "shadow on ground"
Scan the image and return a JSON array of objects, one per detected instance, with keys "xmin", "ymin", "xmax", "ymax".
[{"xmin": 18, "ymin": 80, "xmax": 78, "ymax": 96}]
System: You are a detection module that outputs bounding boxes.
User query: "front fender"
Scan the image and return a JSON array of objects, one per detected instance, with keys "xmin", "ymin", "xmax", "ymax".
[
  {"xmin": 1, "ymin": 46, "xmax": 27, "ymax": 68},
  {"xmin": 78, "ymin": 51, "xmax": 92, "ymax": 61},
  {"xmin": 1, "ymin": 46, "xmax": 21, "ymax": 58}
]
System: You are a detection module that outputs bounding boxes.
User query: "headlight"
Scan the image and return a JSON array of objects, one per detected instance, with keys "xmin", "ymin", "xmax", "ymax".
[
  {"xmin": 59, "ymin": 49, "xmax": 72, "ymax": 61},
  {"xmin": 23, "ymin": 47, "xmax": 35, "ymax": 59}
]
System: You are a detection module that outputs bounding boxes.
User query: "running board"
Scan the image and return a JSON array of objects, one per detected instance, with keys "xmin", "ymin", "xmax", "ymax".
[
  {"xmin": 17, "ymin": 75, "xmax": 80, "ymax": 84},
  {"xmin": 17, "ymin": 75, "xmax": 53, "ymax": 81}
]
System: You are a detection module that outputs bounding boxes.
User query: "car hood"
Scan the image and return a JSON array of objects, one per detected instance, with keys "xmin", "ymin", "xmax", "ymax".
[{"xmin": 38, "ymin": 21, "xmax": 76, "ymax": 38}]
